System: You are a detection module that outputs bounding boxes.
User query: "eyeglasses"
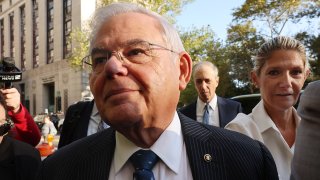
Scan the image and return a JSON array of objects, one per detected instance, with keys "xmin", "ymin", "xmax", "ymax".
[{"xmin": 82, "ymin": 40, "xmax": 178, "ymax": 73}]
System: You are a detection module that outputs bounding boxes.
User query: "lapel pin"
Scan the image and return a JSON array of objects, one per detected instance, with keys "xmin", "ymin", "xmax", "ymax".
[{"xmin": 203, "ymin": 154, "xmax": 212, "ymax": 162}]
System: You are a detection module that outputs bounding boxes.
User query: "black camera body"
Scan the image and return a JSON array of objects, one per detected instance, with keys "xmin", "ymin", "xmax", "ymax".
[
  {"xmin": 0, "ymin": 57, "xmax": 21, "ymax": 135},
  {"xmin": 0, "ymin": 57, "xmax": 22, "ymax": 89}
]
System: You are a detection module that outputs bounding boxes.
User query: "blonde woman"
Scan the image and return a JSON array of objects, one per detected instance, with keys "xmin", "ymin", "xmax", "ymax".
[{"xmin": 226, "ymin": 36, "xmax": 310, "ymax": 180}]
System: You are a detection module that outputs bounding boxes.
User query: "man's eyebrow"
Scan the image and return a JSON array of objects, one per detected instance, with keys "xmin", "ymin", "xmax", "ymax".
[
  {"xmin": 125, "ymin": 38, "xmax": 147, "ymax": 45},
  {"xmin": 91, "ymin": 48, "xmax": 109, "ymax": 55},
  {"xmin": 90, "ymin": 38, "xmax": 148, "ymax": 54}
]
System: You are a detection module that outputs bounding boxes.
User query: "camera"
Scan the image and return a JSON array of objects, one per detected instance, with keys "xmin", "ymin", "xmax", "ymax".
[
  {"xmin": 0, "ymin": 57, "xmax": 21, "ymax": 135},
  {"xmin": 0, "ymin": 57, "xmax": 22, "ymax": 89}
]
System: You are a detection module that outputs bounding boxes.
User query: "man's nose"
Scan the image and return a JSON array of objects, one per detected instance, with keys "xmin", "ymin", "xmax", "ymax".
[
  {"xmin": 103, "ymin": 54, "xmax": 128, "ymax": 78},
  {"xmin": 200, "ymin": 81, "xmax": 207, "ymax": 90}
]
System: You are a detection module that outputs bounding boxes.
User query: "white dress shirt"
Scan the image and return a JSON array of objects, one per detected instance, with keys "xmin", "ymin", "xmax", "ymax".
[
  {"xmin": 196, "ymin": 95, "xmax": 220, "ymax": 127},
  {"xmin": 108, "ymin": 111, "xmax": 193, "ymax": 180},
  {"xmin": 225, "ymin": 100, "xmax": 300, "ymax": 180},
  {"xmin": 87, "ymin": 103, "xmax": 109, "ymax": 136}
]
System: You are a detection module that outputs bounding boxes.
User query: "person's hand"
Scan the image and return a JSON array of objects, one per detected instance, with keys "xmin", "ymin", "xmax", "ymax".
[{"xmin": 0, "ymin": 88, "xmax": 21, "ymax": 113}]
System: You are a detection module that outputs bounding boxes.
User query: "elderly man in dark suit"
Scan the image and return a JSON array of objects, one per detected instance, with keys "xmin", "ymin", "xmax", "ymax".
[
  {"xmin": 291, "ymin": 80, "xmax": 320, "ymax": 180},
  {"xmin": 180, "ymin": 61, "xmax": 242, "ymax": 127},
  {"xmin": 36, "ymin": 2, "xmax": 278, "ymax": 180}
]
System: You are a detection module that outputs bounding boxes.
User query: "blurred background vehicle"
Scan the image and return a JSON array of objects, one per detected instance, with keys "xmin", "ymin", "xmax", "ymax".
[{"xmin": 230, "ymin": 94, "xmax": 261, "ymax": 114}]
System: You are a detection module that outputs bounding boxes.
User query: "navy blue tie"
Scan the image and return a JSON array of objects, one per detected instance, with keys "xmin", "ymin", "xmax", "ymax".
[
  {"xmin": 203, "ymin": 104, "xmax": 210, "ymax": 124},
  {"xmin": 130, "ymin": 150, "xmax": 159, "ymax": 180}
]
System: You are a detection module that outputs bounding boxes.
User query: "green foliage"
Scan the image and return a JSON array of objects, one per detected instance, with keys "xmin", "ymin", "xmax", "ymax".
[
  {"xmin": 66, "ymin": 28, "xmax": 90, "ymax": 71},
  {"xmin": 233, "ymin": 0, "xmax": 302, "ymax": 37},
  {"xmin": 295, "ymin": 1, "xmax": 320, "ymax": 19},
  {"xmin": 226, "ymin": 22, "xmax": 265, "ymax": 94},
  {"xmin": 98, "ymin": 0, "xmax": 194, "ymax": 22},
  {"xmin": 295, "ymin": 32, "xmax": 320, "ymax": 81}
]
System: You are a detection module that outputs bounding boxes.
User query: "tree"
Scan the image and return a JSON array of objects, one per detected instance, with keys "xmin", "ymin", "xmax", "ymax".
[
  {"xmin": 232, "ymin": 0, "xmax": 302, "ymax": 38},
  {"xmin": 226, "ymin": 22, "xmax": 265, "ymax": 94},
  {"xmin": 99, "ymin": 0, "xmax": 193, "ymax": 22},
  {"xmin": 295, "ymin": 32, "xmax": 320, "ymax": 81},
  {"xmin": 66, "ymin": 28, "xmax": 90, "ymax": 71},
  {"xmin": 295, "ymin": 0, "xmax": 320, "ymax": 19}
]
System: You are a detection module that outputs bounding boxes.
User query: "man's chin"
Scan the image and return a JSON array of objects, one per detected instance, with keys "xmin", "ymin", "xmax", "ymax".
[
  {"xmin": 107, "ymin": 113, "xmax": 142, "ymax": 129},
  {"xmin": 200, "ymin": 96, "xmax": 210, "ymax": 103},
  {"xmin": 105, "ymin": 106, "xmax": 142, "ymax": 126}
]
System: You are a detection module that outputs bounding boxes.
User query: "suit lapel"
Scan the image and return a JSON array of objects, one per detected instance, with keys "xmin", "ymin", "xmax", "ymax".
[
  {"xmin": 217, "ymin": 97, "xmax": 228, "ymax": 128},
  {"xmin": 75, "ymin": 128, "xmax": 116, "ymax": 180},
  {"xmin": 190, "ymin": 101, "xmax": 197, "ymax": 120},
  {"xmin": 78, "ymin": 100, "xmax": 95, "ymax": 138}
]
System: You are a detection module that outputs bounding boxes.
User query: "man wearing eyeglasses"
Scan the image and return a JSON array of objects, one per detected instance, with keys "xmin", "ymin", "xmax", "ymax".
[{"xmin": 37, "ymin": 2, "xmax": 278, "ymax": 180}]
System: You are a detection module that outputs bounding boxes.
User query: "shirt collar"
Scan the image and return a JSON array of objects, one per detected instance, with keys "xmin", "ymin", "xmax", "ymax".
[
  {"xmin": 114, "ymin": 111, "xmax": 183, "ymax": 174},
  {"xmin": 91, "ymin": 102, "xmax": 99, "ymax": 116},
  {"xmin": 252, "ymin": 100, "xmax": 301, "ymax": 133},
  {"xmin": 197, "ymin": 94, "xmax": 217, "ymax": 111}
]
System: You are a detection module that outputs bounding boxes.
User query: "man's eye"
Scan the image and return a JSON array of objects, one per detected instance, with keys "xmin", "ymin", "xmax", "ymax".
[
  {"xmin": 126, "ymin": 48, "xmax": 147, "ymax": 57},
  {"xmin": 93, "ymin": 57, "xmax": 108, "ymax": 66},
  {"xmin": 268, "ymin": 70, "xmax": 279, "ymax": 76}
]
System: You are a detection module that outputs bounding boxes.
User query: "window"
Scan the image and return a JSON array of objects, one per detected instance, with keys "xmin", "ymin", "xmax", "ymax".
[
  {"xmin": 47, "ymin": 0, "xmax": 54, "ymax": 64},
  {"xmin": 9, "ymin": 12, "xmax": 14, "ymax": 58},
  {"xmin": 0, "ymin": 19, "xmax": 4, "ymax": 59},
  {"xmin": 32, "ymin": 0, "xmax": 39, "ymax": 68},
  {"xmin": 63, "ymin": 0, "xmax": 72, "ymax": 58},
  {"xmin": 20, "ymin": 5, "xmax": 26, "ymax": 71}
]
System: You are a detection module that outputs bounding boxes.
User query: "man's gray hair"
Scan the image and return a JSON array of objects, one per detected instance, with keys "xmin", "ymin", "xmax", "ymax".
[
  {"xmin": 192, "ymin": 61, "xmax": 219, "ymax": 78},
  {"xmin": 89, "ymin": 2, "xmax": 185, "ymax": 53}
]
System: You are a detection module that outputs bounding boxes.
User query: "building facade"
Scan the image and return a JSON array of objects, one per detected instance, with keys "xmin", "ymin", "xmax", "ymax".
[{"xmin": 0, "ymin": 0, "xmax": 96, "ymax": 115}]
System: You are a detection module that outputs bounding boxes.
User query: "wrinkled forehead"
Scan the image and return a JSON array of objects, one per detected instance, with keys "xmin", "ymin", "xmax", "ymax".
[
  {"xmin": 194, "ymin": 65, "xmax": 216, "ymax": 78},
  {"xmin": 91, "ymin": 12, "xmax": 166, "ymax": 50}
]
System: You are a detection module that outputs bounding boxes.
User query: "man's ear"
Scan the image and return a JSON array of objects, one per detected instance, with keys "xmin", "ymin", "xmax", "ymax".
[
  {"xmin": 178, "ymin": 52, "xmax": 192, "ymax": 90},
  {"xmin": 216, "ymin": 76, "xmax": 220, "ymax": 86}
]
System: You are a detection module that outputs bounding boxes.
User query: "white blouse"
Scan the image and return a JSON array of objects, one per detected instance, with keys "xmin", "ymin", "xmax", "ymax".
[{"xmin": 225, "ymin": 100, "xmax": 300, "ymax": 180}]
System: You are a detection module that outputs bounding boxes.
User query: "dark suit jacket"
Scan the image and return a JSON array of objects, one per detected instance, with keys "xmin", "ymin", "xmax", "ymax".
[
  {"xmin": 1, "ymin": 136, "xmax": 41, "ymax": 180},
  {"xmin": 37, "ymin": 112, "xmax": 278, "ymax": 180},
  {"xmin": 58, "ymin": 100, "xmax": 94, "ymax": 148},
  {"xmin": 179, "ymin": 96, "xmax": 242, "ymax": 127}
]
